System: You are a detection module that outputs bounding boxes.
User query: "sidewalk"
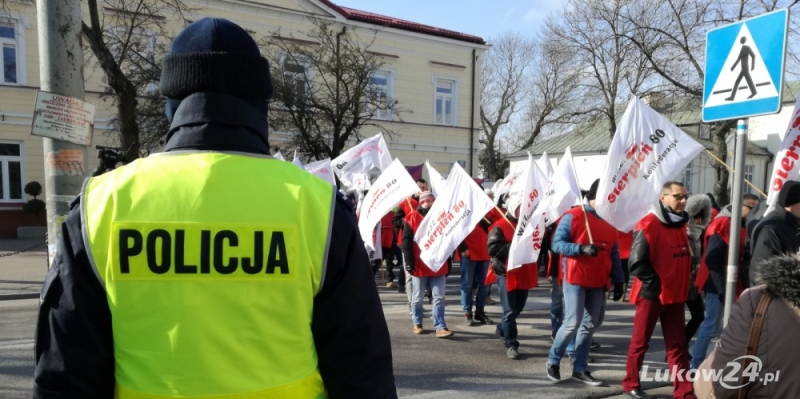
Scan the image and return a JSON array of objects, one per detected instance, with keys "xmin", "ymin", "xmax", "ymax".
[{"xmin": 0, "ymin": 238, "xmax": 49, "ymax": 300}]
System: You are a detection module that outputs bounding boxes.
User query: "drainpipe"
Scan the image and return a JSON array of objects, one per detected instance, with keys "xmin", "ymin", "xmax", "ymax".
[{"xmin": 469, "ymin": 48, "xmax": 476, "ymax": 176}]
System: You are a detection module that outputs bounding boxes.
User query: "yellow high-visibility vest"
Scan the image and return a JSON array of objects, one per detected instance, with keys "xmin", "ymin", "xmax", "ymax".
[{"xmin": 81, "ymin": 151, "xmax": 334, "ymax": 398}]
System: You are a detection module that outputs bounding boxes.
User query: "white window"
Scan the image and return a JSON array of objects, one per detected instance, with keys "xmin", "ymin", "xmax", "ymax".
[
  {"xmin": 744, "ymin": 164, "xmax": 754, "ymax": 194},
  {"xmin": 679, "ymin": 161, "xmax": 692, "ymax": 191},
  {"xmin": 282, "ymin": 57, "xmax": 311, "ymax": 107},
  {"xmin": 0, "ymin": 142, "xmax": 24, "ymax": 203},
  {"xmin": 368, "ymin": 70, "xmax": 393, "ymax": 120},
  {"xmin": 0, "ymin": 22, "xmax": 18, "ymax": 84},
  {"xmin": 433, "ymin": 77, "xmax": 457, "ymax": 126}
]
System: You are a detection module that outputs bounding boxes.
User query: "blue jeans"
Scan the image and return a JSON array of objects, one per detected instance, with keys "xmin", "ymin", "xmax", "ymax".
[
  {"xmin": 548, "ymin": 281, "xmax": 606, "ymax": 373},
  {"xmin": 691, "ymin": 292, "xmax": 723, "ymax": 369},
  {"xmin": 495, "ymin": 275, "xmax": 528, "ymax": 349},
  {"xmin": 461, "ymin": 258, "xmax": 489, "ymax": 312},
  {"xmin": 412, "ymin": 275, "xmax": 447, "ymax": 330},
  {"xmin": 551, "ymin": 283, "xmax": 564, "ymax": 334}
]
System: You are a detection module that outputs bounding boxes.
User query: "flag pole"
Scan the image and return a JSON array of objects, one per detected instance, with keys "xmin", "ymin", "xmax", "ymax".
[
  {"xmin": 580, "ymin": 204, "xmax": 595, "ymax": 244},
  {"xmin": 704, "ymin": 150, "xmax": 767, "ymax": 198}
]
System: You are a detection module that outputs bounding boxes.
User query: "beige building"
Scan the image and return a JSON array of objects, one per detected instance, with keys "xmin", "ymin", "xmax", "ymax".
[{"xmin": 0, "ymin": 0, "xmax": 487, "ymax": 237}]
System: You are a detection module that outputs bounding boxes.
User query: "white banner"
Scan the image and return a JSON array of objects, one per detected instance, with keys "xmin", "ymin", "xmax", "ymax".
[
  {"xmin": 507, "ymin": 152, "xmax": 549, "ymax": 269},
  {"xmin": 304, "ymin": 158, "xmax": 336, "ymax": 186},
  {"xmin": 492, "ymin": 177, "xmax": 505, "ymax": 204},
  {"xmin": 538, "ymin": 151, "xmax": 554, "ymax": 178},
  {"xmin": 595, "ymin": 97, "xmax": 705, "ymax": 232},
  {"xmin": 425, "ymin": 160, "xmax": 446, "ymax": 197},
  {"xmin": 332, "ymin": 133, "xmax": 392, "ymax": 187},
  {"xmin": 348, "ymin": 173, "xmax": 372, "ymax": 193},
  {"xmin": 415, "ymin": 163, "xmax": 495, "ymax": 271},
  {"xmin": 273, "ymin": 151, "xmax": 285, "ymax": 161},
  {"xmin": 366, "ymin": 222, "xmax": 383, "ymax": 261},
  {"xmin": 510, "ymin": 147, "xmax": 582, "ymax": 269},
  {"xmin": 765, "ymin": 96, "xmax": 800, "ymax": 215},
  {"xmin": 493, "ymin": 163, "xmax": 526, "ymax": 202},
  {"xmin": 292, "ymin": 150, "xmax": 304, "ymax": 168},
  {"xmin": 357, "ymin": 159, "xmax": 419, "ymax": 250}
]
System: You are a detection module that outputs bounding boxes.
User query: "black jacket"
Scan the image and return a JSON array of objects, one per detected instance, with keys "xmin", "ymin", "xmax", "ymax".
[
  {"xmin": 629, "ymin": 201, "xmax": 688, "ymax": 302},
  {"xmin": 703, "ymin": 206, "xmax": 751, "ymax": 298},
  {"xmin": 487, "ymin": 215, "xmax": 517, "ymax": 277},
  {"xmin": 33, "ymin": 93, "xmax": 396, "ymax": 399},
  {"xmin": 750, "ymin": 206, "xmax": 800, "ymax": 285}
]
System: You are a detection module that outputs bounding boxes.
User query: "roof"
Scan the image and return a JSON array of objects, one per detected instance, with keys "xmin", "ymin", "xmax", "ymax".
[
  {"xmin": 508, "ymin": 81, "xmax": 800, "ymax": 160},
  {"xmin": 318, "ymin": 0, "xmax": 486, "ymax": 45}
]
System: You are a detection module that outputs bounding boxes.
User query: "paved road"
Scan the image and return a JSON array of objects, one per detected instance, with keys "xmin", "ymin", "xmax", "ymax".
[{"xmin": 0, "ymin": 261, "xmax": 678, "ymax": 398}]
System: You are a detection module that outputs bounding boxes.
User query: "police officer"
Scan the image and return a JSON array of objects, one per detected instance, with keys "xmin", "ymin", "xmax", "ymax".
[{"xmin": 33, "ymin": 18, "xmax": 396, "ymax": 398}]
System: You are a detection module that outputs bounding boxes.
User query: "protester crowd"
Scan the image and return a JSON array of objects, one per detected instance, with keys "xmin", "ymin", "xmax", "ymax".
[{"xmin": 354, "ymin": 175, "xmax": 800, "ymax": 399}]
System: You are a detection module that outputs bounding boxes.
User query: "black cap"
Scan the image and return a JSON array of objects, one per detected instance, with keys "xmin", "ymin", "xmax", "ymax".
[
  {"xmin": 586, "ymin": 178, "xmax": 600, "ymax": 201},
  {"xmin": 778, "ymin": 181, "xmax": 800, "ymax": 207}
]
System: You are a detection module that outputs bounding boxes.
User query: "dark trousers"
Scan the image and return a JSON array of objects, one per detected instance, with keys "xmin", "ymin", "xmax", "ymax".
[
  {"xmin": 495, "ymin": 276, "xmax": 528, "ymax": 349},
  {"xmin": 621, "ymin": 259, "xmax": 630, "ymax": 284},
  {"xmin": 623, "ymin": 298, "xmax": 695, "ymax": 399},
  {"xmin": 684, "ymin": 298, "xmax": 705, "ymax": 343},
  {"xmin": 382, "ymin": 247, "xmax": 396, "ymax": 281}
]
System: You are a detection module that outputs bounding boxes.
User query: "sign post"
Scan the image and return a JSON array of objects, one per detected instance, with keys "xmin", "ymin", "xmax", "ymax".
[{"xmin": 702, "ymin": 9, "xmax": 788, "ymax": 326}]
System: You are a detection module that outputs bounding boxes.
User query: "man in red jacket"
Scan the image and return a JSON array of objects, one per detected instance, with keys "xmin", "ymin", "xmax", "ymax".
[
  {"xmin": 402, "ymin": 191, "xmax": 453, "ymax": 338},
  {"xmin": 623, "ymin": 181, "xmax": 695, "ymax": 399},
  {"xmin": 394, "ymin": 179, "xmax": 428, "ymax": 302},
  {"xmin": 487, "ymin": 195, "xmax": 538, "ymax": 359}
]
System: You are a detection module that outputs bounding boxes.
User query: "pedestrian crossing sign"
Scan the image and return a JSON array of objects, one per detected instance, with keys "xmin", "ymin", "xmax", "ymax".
[{"xmin": 702, "ymin": 9, "xmax": 788, "ymax": 122}]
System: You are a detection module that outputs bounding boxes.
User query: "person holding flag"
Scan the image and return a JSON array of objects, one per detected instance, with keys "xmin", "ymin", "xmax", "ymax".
[
  {"xmin": 381, "ymin": 210, "xmax": 399, "ymax": 289},
  {"xmin": 394, "ymin": 179, "xmax": 429, "ymax": 305},
  {"xmin": 458, "ymin": 216, "xmax": 494, "ymax": 326},
  {"xmin": 545, "ymin": 179, "xmax": 623, "ymax": 386},
  {"xmin": 402, "ymin": 191, "xmax": 454, "ymax": 338},
  {"xmin": 487, "ymin": 195, "xmax": 538, "ymax": 359},
  {"xmin": 622, "ymin": 181, "xmax": 694, "ymax": 399}
]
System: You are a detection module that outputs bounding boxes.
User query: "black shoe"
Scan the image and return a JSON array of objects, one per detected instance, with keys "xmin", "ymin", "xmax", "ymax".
[
  {"xmin": 571, "ymin": 371, "xmax": 602, "ymax": 386},
  {"xmin": 590, "ymin": 341, "xmax": 601, "ymax": 350},
  {"xmin": 475, "ymin": 310, "xmax": 494, "ymax": 325},
  {"xmin": 465, "ymin": 312, "xmax": 475, "ymax": 326},
  {"xmin": 546, "ymin": 363, "xmax": 560, "ymax": 381},
  {"xmin": 398, "ymin": 286, "xmax": 406, "ymax": 294},
  {"xmin": 623, "ymin": 388, "xmax": 651, "ymax": 399}
]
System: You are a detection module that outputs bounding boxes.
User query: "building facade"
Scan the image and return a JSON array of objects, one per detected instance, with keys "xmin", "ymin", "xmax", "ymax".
[{"xmin": 0, "ymin": 0, "xmax": 487, "ymax": 237}]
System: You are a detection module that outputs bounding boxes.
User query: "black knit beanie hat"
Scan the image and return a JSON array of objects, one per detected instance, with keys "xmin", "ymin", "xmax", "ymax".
[
  {"xmin": 160, "ymin": 18, "xmax": 273, "ymax": 121},
  {"xmin": 586, "ymin": 178, "xmax": 600, "ymax": 201}
]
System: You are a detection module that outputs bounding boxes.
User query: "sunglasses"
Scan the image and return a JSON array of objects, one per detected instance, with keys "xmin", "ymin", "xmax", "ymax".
[{"xmin": 665, "ymin": 193, "xmax": 689, "ymax": 201}]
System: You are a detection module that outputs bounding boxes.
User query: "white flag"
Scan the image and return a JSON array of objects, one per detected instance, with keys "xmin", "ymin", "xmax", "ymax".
[
  {"xmin": 348, "ymin": 173, "xmax": 372, "ymax": 193},
  {"xmin": 425, "ymin": 160, "xmax": 446, "ymax": 197},
  {"xmin": 292, "ymin": 150, "xmax": 304, "ymax": 168},
  {"xmin": 357, "ymin": 159, "xmax": 419, "ymax": 249},
  {"xmin": 273, "ymin": 151, "xmax": 285, "ymax": 161},
  {"xmin": 304, "ymin": 158, "xmax": 336, "ymax": 185},
  {"xmin": 492, "ymin": 177, "xmax": 505, "ymax": 205},
  {"xmin": 332, "ymin": 133, "xmax": 392, "ymax": 186},
  {"xmin": 765, "ymin": 96, "xmax": 800, "ymax": 215},
  {"xmin": 538, "ymin": 151, "xmax": 554, "ymax": 178},
  {"xmin": 366, "ymin": 222, "xmax": 383, "ymax": 261},
  {"xmin": 507, "ymin": 152, "xmax": 549, "ymax": 269},
  {"xmin": 493, "ymin": 162, "xmax": 526, "ymax": 200},
  {"xmin": 415, "ymin": 163, "xmax": 495, "ymax": 271},
  {"xmin": 510, "ymin": 148, "xmax": 583, "ymax": 269},
  {"xmin": 595, "ymin": 97, "xmax": 705, "ymax": 232}
]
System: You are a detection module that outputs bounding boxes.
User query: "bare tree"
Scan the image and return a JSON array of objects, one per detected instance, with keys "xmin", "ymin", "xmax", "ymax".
[
  {"xmin": 263, "ymin": 19, "xmax": 403, "ymax": 161},
  {"xmin": 514, "ymin": 36, "xmax": 584, "ymax": 150},
  {"xmin": 82, "ymin": 0, "xmax": 194, "ymax": 160},
  {"xmin": 546, "ymin": 0, "xmax": 653, "ymax": 137},
  {"xmin": 479, "ymin": 32, "xmax": 537, "ymax": 180},
  {"xmin": 620, "ymin": 0, "xmax": 800, "ymax": 204}
]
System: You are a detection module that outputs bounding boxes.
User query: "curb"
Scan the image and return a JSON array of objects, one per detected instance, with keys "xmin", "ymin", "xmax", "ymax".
[{"xmin": 0, "ymin": 293, "xmax": 40, "ymax": 301}]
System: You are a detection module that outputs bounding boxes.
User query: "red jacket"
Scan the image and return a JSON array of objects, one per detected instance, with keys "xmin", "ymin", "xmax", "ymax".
[
  {"xmin": 487, "ymin": 218, "xmax": 538, "ymax": 291},
  {"xmin": 402, "ymin": 210, "xmax": 447, "ymax": 277},
  {"xmin": 629, "ymin": 212, "xmax": 691, "ymax": 305},
  {"xmin": 380, "ymin": 212, "xmax": 395, "ymax": 248},
  {"xmin": 618, "ymin": 230, "xmax": 633, "ymax": 260},
  {"xmin": 562, "ymin": 207, "xmax": 619, "ymax": 289},
  {"xmin": 461, "ymin": 224, "xmax": 491, "ymax": 261},
  {"xmin": 396, "ymin": 197, "xmax": 419, "ymax": 246},
  {"xmin": 695, "ymin": 215, "xmax": 746, "ymax": 298}
]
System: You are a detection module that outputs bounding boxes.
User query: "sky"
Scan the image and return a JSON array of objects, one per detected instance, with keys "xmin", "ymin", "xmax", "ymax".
[{"xmin": 331, "ymin": 0, "xmax": 566, "ymax": 43}]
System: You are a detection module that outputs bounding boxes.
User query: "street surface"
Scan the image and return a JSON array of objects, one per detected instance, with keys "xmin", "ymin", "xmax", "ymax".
[{"xmin": 1, "ymin": 239, "xmax": 678, "ymax": 398}]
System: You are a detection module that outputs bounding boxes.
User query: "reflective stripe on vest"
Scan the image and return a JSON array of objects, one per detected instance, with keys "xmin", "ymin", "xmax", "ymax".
[{"xmin": 81, "ymin": 152, "xmax": 333, "ymax": 398}]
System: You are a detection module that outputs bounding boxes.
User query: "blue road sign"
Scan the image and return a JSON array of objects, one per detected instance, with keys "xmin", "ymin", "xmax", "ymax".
[{"xmin": 702, "ymin": 9, "xmax": 788, "ymax": 122}]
